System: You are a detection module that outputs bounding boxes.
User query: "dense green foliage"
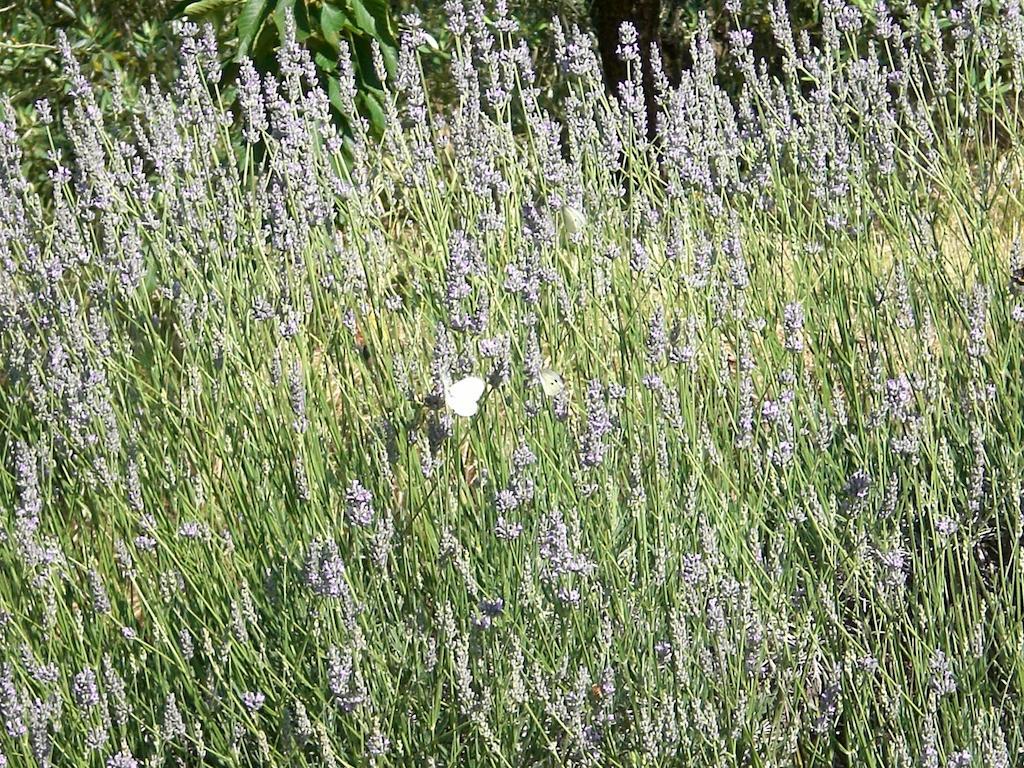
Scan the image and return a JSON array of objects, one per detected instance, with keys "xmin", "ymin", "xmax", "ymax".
[
  {"xmin": 0, "ymin": 0, "xmax": 178, "ymax": 175},
  {"xmin": 175, "ymin": 0, "xmax": 399, "ymax": 135}
]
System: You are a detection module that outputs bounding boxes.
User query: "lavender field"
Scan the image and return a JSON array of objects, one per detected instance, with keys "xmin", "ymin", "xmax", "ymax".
[{"xmin": 3, "ymin": 1, "xmax": 1024, "ymax": 765}]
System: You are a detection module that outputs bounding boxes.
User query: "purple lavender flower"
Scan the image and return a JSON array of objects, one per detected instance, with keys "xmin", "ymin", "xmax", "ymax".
[
  {"xmin": 783, "ymin": 302, "xmax": 804, "ymax": 353},
  {"xmin": 0, "ymin": 664, "xmax": 25, "ymax": 738},
  {"xmin": 163, "ymin": 693, "xmax": 186, "ymax": 743},
  {"xmin": 445, "ymin": 230, "xmax": 486, "ymax": 331},
  {"xmin": 480, "ymin": 335, "xmax": 511, "ymax": 385},
  {"xmin": 876, "ymin": 547, "xmax": 907, "ymax": 593},
  {"xmin": 14, "ymin": 442, "xmax": 42, "ymax": 528},
  {"xmin": 125, "ymin": 458, "xmax": 144, "ymax": 514},
  {"xmin": 495, "ymin": 488, "xmax": 518, "ymax": 514},
  {"xmin": 106, "ymin": 749, "xmax": 138, "ymax": 768},
  {"xmin": 327, "ymin": 645, "xmax": 364, "ymax": 713},
  {"xmin": 88, "ymin": 570, "xmax": 111, "ymax": 615},
  {"xmin": 654, "ymin": 640, "xmax": 672, "ymax": 664},
  {"xmin": 472, "ymin": 595, "xmax": 505, "ymax": 629},
  {"xmin": 614, "ymin": 18, "xmax": 640, "ymax": 66},
  {"xmin": 35, "ymin": 99, "xmax": 53, "ymax": 125},
  {"xmin": 494, "ymin": 517, "xmax": 524, "ymax": 541},
  {"xmin": 293, "ymin": 454, "xmax": 311, "ymax": 502},
  {"xmin": 304, "ymin": 539, "xmax": 352, "ymax": 601},
  {"xmin": 103, "ymin": 655, "xmax": 131, "ymax": 727},
  {"xmin": 555, "ymin": 585, "xmax": 581, "ymax": 606},
  {"xmin": 178, "ymin": 629, "xmax": 195, "ymax": 661},
  {"xmin": 538, "ymin": 507, "xmax": 594, "ymax": 582},
  {"xmin": 241, "ymin": 690, "xmax": 266, "ymax": 712},
  {"xmin": 512, "ymin": 442, "xmax": 536, "ymax": 471},
  {"xmin": 966, "ymin": 285, "xmax": 988, "ymax": 359},
  {"xmin": 367, "ymin": 728, "xmax": 390, "ymax": 757},
  {"xmin": 629, "ymin": 238, "xmax": 649, "ymax": 274},
  {"xmin": 930, "ymin": 650, "xmax": 956, "ymax": 697},
  {"xmin": 26, "ymin": 695, "xmax": 57, "ymax": 768},
  {"xmin": 289, "ymin": 359, "xmax": 309, "ymax": 434},
  {"xmin": 21, "ymin": 649, "xmax": 57, "ymax": 687},
  {"xmin": 345, "ymin": 479, "xmax": 375, "ymax": 527},
  {"xmin": 85, "ymin": 724, "xmax": 108, "ymax": 753},
  {"xmin": 580, "ymin": 380, "xmax": 614, "ymax": 468},
  {"xmin": 843, "ymin": 470, "xmax": 872, "ymax": 502},
  {"xmin": 177, "ymin": 521, "xmax": 208, "ymax": 540},
  {"xmin": 936, "ymin": 517, "xmax": 959, "ymax": 540},
  {"xmin": 885, "ymin": 375, "xmax": 915, "ymax": 424},
  {"xmin": 681, "ymin": 553, "xmax": 708, "ymax": 586},
  {"xmin": 72, "ymin": 668, "xmax": 100, "ymax": 710},
  {"xmin": 371, "ymin": 512, "xmax": 395, "ymax": 569},
  {"xmin": 237, "ymin": 58, "xmax": 268, "ymax": 142},
  {"xmin": 646, "ymin": 308, "xmax": 667, "ymax": 363},
  {"xmin": 479, "ymin": 597, "xmax": 504, "ymax": 617}
]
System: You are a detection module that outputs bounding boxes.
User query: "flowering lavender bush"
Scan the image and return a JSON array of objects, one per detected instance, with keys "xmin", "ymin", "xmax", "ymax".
[{"xmin": 3, "ymin": 1, "xmax": 1024, "ymax": 765}]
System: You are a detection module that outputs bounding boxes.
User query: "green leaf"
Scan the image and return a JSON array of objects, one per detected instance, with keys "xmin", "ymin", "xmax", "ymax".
[
  {"xmin": 359, "ymin": 87, "xmax": 387, "ymax": 135},
  {"xmin": 348, "ymin": 0, "xmax": 380, "ymax": 38},
  {"xmin": 349, "ymin": 0, "xmax": 398, "ymax": 76},
  {"xmin": 236, "ymin": 0, "xmax": 272, "ymax": 59},
  {"xmin": 313, "ymin": 49, "xmax": 338, "ymax": 75},
  {"xmin": 348, "ymin": 33, "xmax": 382, "ymax": 90},
  {"xmin": 167, "ymin": 0, "xmax": 196, "ymax": 17},
  {"xmin": 378, "ymin": 40, "xmax": 398, "ymax": 79},
  {"xmin": 273, "ymin": 0, "xmax": 312, "ymax": 42},
  {"xmin": 320, "ymin": 2, "xmax": 348, "ymax": 49},
  {"xmin": 182, "ymin": 0, "xmax": 239, "ymax": 17},
  {"xmin": 327, "ymin": 72, "xmax": 344, "ymax": 111}
]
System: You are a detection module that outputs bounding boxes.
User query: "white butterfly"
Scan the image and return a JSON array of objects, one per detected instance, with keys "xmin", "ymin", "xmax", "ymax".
[
  {"xmin": 538, "ymin": 368, "xmax": 565, "ymax": 397},
  {"xmin": 418, "ymin": 31, "xmax": 440, "ymax": 52},
  {"xmin": 444, "ymin": 376, "xmax": 486, "ymax": 417},
  {"xmin": 561, "ymin": 204, "xmax": 587, "ymax": 238}
]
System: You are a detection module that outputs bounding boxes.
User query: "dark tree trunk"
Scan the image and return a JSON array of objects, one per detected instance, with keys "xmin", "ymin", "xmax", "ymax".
[{"xmin": 589, "ymin": 0, "xmax": 662, "ymax": 139}]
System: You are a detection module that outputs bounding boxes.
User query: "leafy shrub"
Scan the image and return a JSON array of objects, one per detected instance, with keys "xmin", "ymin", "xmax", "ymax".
[
  {"xmin": 0, "ymin": 0, "xmax": 179, "ymax": 182},
  {"xmin": 2, "ymin": 1, "xmax": 1024, "ymax": 765},
  {"xmin": 177, "ymin": 0, "xmax": 399, "ymax": 135}
]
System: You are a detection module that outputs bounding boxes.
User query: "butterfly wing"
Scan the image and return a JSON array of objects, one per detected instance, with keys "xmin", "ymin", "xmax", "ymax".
[
  {"xmin": 539, "ymin": 368, "xmax": 565, "ymax": 397},
  {"xmin": 446, "ymin": 376, "xmax": 485, "ymax": 417},
  {"xmin": 562, "ymin": 205, "xmax": 587, "ymax": 237}
]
